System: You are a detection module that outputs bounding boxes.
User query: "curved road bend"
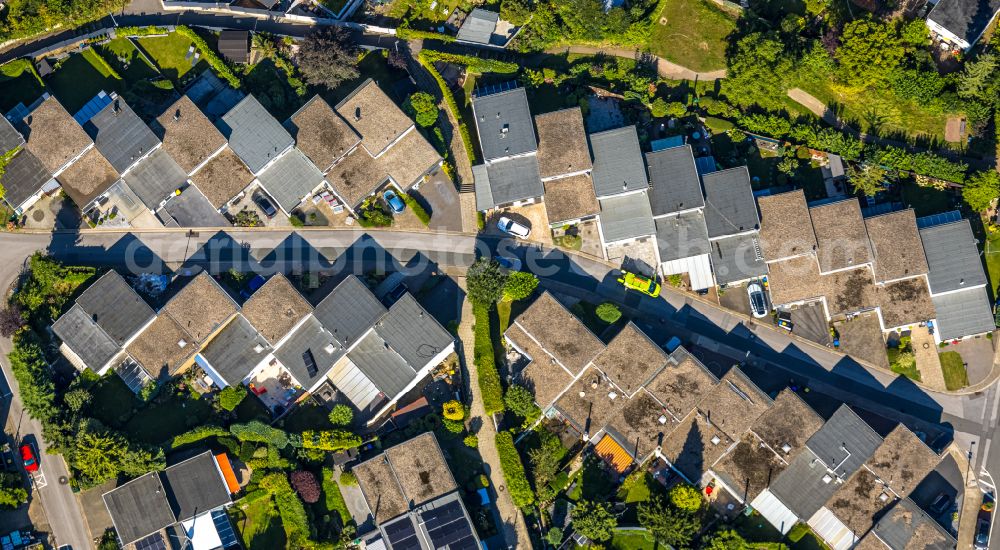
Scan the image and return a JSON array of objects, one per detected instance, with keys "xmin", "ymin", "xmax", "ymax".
[{"xmin": 2, "ymin": 228, "xmax": 999, "ymax": 547}]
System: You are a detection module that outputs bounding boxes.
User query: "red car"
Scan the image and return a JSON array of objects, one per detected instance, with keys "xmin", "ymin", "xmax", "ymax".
[{"xmin": 20, "ymin": 444, "xmax": 38, "ymax": 472}]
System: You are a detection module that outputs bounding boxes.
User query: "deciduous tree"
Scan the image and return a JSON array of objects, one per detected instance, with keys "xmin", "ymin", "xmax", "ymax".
[
  {"xmin": 836, "ymin": 18, "xmax": 904, "ymax": 87},
  {"xmin": 404, "ymin": 92, "xmax": 439, "ymax": 127},
  {"xmin": 503, "ymin": 271, "xmax": 538, "ymax": 301},
  {"xmin": 290, "ymin": 470, "xmax": 321, "ymax": 503},
  {"xmin": 639, "ymin": 495, "xmax": 700, "ymax": 547},
  {"xmin": 296, "ymin": 27, "xmax": 360, "ymax": 90},
  {"xmin": 467, "ymin": 259, "xmax": 508, "ymax": 307},
  {"xmin": 848, "ymin": 163, "xmax": 889, "ymax": 197},
  {"xmin": 328, "ymin": 404, "xmax": 354, "ymax": 427},
  {"xmin": 962, "ymin": 170, "xmax": 1000, "ymax": 212},
  {"xmin": 571, "ymin": 500, "xmax": 617, "ymax": 542}
]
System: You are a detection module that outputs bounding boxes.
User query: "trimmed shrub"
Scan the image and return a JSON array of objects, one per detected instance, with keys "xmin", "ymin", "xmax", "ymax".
[
  {"xmin": 495, "ymin": 431, "xmax": 534, "ymax": 509},
  {"xmin": 669, "ymin": 483, "xmax": 702, "ymax": 512},
  {"xmin": 396, "ymin": 27, "xmax": 458, "ymax": 43},
  {"xmin": 260, "ymin": 473, "xmax": 310, "ymax": 537},
  {"xmin": 290, "ymin": 470, "xmax": 321, "ymax": 504},
  {"xmin": 417, "ymin": 51, "xmax": 477, "ymax": 164},
  {"xmin": 401, "ymin": 192, "xmax": 431, "ymax": 225},
  {"xmin": 464, "ymin": 435, "xmax": 479, "ymax": 448},
  {"xmin": 339, "ymin": 470, "xmax": 357, "ymax": 486},
  {"xmin": 442, "ymin": 400, "xmax": 465, "ymax": 421},
  {"xmin": 115, "ymin": 26, "xmax": 169, "ymax": 37},
  {"xmin": 230, "ymin": 421, "xmax": 289, "ymax": 448},
  {"xmin": 218, "ymin": 386, "xmax": 247, "ymax": 411},
  {"xmin": 420, "ymin": 50, "xmax": 518, "ymax": 74},
  {"xmin": 473, "ymin": 304, "xmax": 505, "ymax": 414},
  {"xmin": 328, "ymin": 404, "xmax": 353, "ymax": 427},
  {"xmin": 301, "ymin": 430, "xmax": 363, "ymax": 451},
  {"xmin": 170, "ymin": 425, "xmax": 229, "ymax": 449},
  {"xmin": 595, "ymin": 302, "xmax": 622, "ymax": 324}
]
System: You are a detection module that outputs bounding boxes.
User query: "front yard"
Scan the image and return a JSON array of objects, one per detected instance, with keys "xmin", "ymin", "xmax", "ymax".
[
  {"xmin": 939, "ymin": 351, "xmax": 970, "ymax": 391},
  {"xmin": 647, "ymin": 0, "xmax": 736, "ymax": 72}
]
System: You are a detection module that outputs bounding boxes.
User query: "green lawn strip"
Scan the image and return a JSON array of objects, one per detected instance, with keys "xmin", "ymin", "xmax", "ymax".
[
  {"xmin": 497, "ymin": 300, "xmax": 512, "ymax": 337},
  {"xmin": 46, "ymin": 49, "xmax": 123, "ymax": 113},
  {"xmin": 281, "ymin": 402, "xmax": 335, "ymax": 433},
  {"xmin": 99, "ymin": 38, "xmax": 159, "ymax": 84},
  {"xmin": 939, "ymin": 351, "xmax": 969, "ymax": 391},
  {"xmin": 87, "ymin": 375, "xmax": 140, "ymax": 428},
  {"xmin": 610, "ymin": 528, "xmax": 658, "ymax": 550},
  {"xmin": 0, "ymin": 59, "xmax": 45, "ymax": 112},
  {"xmin": 647, "ymin": 0, "xmax": 736, "ymax": 72},
  {"xmin": 136, "ymin": 33, "xmax": 207, "ymax": 83},
  {"xmin": 321, "ymin": 467, "xmax": 352, "ymax": 525},
  {"xmin": 985, "ymin": 233, "xmax": 1000, "ymax": 302},
  {"xmin": 233, "ymin": 496, "xmax": 287, "ymax": 549},
  {"xmin": 899, "ymin": 181, "xmax": 954, "ymax": 217},
  {"xmin": 122, "ymin": 392, "xmax": 214, "ymax": 445}
]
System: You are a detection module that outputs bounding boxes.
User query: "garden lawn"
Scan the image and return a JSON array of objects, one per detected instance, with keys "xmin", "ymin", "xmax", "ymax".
[
  {"xmin": 99, "ymin": 38, "xmax": 159, "ymax": 85},
  {"xmin": 233, "ymin": 497, "xmax": 286, "ymax": 549},
  {"xmin": 647, "ymin": 0, "xmax": 736, "ymax": 72},
  {"xmin": 137, "ymin": 32, "xmax": 207, "ymax": 82},
  {"xmin": 0, "ymin": 59, "xmax": 45, "ymax": 112},
  {"xmin": 281, "ymin": 402, "xmax": 334, "ymax": 433},
  {"xmin": 888, "ymin": 347, "xmax": 920, "ymax": 382},
  {"xmin": 322, "ymin": 467, "xmax": 352, "ymax": 525},
  {"xmin": 46, "ymin": 48, "xmax": 123, "ymax": 113},
  {"xmin": 87, "ymin": 376, "xmax": 140, "ymax": 428},
  {"xmin": 122, "ymin": 392, "xmax": 214, "ymax": 445},
  {"xmin": 986, "ymin": 233, "xmax": 1000, "ymax": 301},
  {"xmin": 900, "ymin": 181, "xmax": 954, "ymax": 217},
  {"xmin": 610, "ymin": 529, "xmax": 659, "ymax": 550},
  {"xmin": 939, "ymin": 351, "xmax": 969, "ymax": 391},
  {"xmin": 242, "ymin": 58, "xmax": 302, "ymax": 121}
]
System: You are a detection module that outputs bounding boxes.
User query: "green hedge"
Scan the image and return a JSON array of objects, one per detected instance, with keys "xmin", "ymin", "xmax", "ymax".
[
  {"xmin": 400, "ymin": 192, "xmax": 431, "ymax": 225},
  {"xmin": 115, "ymin": 26, "xmax": 169, "ymax": 37},
  {"xmin": 230, "ymin": 421, "xmax": 289, "ymax": 448},
  {"xmin": 473, "ymin": 304, "xmax": 504, "ymax": 414},
  {"xmin": 397, "ymin": 27, "xmax": 457, "ymax": 43},
  {"xmin": 175, "ymin": 26, "xmax": 241, "ymax": 89},
  {"xmin": 301, "ymin": 430, "xmax": 363, "ymax": 451},
  {"xmin": 419, "ymin": 50, "xmax": 518, "ymax": 74},
  {"xmin": 89, "ymin": 48, "xmax": 122, "ymax": 81},
  {"xmin": 239, "ymin": 488, "xmax": 271, "ymax": 505},
  {"xmin": 170, "ymin": 425, "xmax": 229, "ymax": 449},
  {"xmin": 418, "ymin": 51, "xmax": 477, "ymax": 165},
  {"xmin": 495, "ymin": 431, "xmax": 534, "ymax": 509},
  {"xmin": 260, "ymin": 473, "xmax": 310, "ymax": 538}
]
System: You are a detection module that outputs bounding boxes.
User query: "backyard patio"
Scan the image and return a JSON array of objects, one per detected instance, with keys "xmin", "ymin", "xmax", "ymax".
[{"xmin": 247, "ymin": 360, "xmax": 305, "ymax": 415}]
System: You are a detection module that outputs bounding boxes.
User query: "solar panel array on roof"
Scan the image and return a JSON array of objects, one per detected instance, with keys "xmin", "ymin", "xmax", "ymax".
[
  {"xmin": 211, "ymin": 509, "xmax": 239, "ymax": 549},
  {"xmin": 422, "ymin": 499, "xmax": 478, "ymax": 550},
  {"xmin": 916, "ymin": 209, "xmax": 962, "ymax": 229},
  {"xmin": 134, "ymin": 532, "xmax": 167, "ymax": 550},
  {"xmin": 384, "ymin": 517, "xmax": 420, "ymax": 550}
]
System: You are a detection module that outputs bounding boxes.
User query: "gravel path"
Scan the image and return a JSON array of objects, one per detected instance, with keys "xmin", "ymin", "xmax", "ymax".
[{"xmin": 545, "ymin": 45, "xmax": 727, "ymax": 81}]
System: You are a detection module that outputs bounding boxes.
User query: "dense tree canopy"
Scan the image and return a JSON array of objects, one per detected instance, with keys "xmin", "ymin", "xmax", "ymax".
[
  {"xmin": 723, "ymin": 33, "xmax": 793, "ymax": 111},
  {"xmin": 296, "ymin": 27, "xmax": 360, "ymax": 90},
  {"xmin": 466, "ymin": 259, "xmax": 508, "ymax": 307},
  {"xmin": 571, "ymin": 500, "xmax": 617, "ymax": 542},
  {"xmin": 503, "ymin": 272, "xmax": 538, "ymax": 302},
  {"xmin": 962, "ymin": 171, "xmax": 1000, "ymax": 213},
  {"xmin": 639, "ymin": 495, "xmax": 700, "ymax": 547},
  {"xmin": 836, "ymin": 18, "xmax": 904, "ymax": 87},
  {"xmin": 404, "ymin": 92, "xmax": 439, "ymax": 128}
]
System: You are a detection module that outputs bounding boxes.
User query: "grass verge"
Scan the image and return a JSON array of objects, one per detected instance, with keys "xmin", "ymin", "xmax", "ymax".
[
  {"xmin": 939, "ymin": 351, "xmax": 969, "ymax": 391},
  {"xmin": 647, "ymin": 0, "xmax": 736, "ymax": 72}
]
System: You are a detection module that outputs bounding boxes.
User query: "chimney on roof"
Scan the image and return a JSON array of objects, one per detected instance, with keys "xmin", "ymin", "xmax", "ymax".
[
  {"xmin": 354, "ymin": 107, "xmax": 361, "ymax": 122},
  {"xmin": 174, "ymin": 109, "xmax": 181, "ymax": 121}
]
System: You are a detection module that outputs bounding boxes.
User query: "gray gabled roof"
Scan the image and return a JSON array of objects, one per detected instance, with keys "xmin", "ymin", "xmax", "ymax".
[
  {"xmin": 0, "ymin": 115, "xmax": 24, "ymax": 154},
  {"xmin": 200, "ymin": 315, "xmax": 271, "ymax": 386},
  {"xmin": 0, "ymin": 148, "xmax": 52, "ymax": 210},
  {"xmin": 75, "ymin": 271, "xmax": 155, "ymax": 346},
  {"xmin": 84, "ymin": 97, "xmax": 161, "ymax": 174},
  {"xmin": 159, "ymin": 185, "xmax": 230, "ymax": 228},
  {"xmin": 807, "ymin": 405, "xmax": 882, "ymax": 478},
  {"xmin": 710, "ymin": 233, "xmax": 767, "ymax": 285},
  {"xmin": 473, "ymin": 155, "xmax": 543, "ymax": 210},
  {"xmin": 160, "ymin": 451, "xmax": 231, "ymax": 521},
  {"xmin": 374, "ymin": 294, "xmax": 453, "ymax": 370},
  {"xmin": 456, "ymin": 8, "xmax": 499, "ymax": 44},
  {"xmin": 471, "ymin": 87, "xmax": 536, "ymax": 162},
  {"xmin": 52, "ymin": 304, "xmax": 121, "ymax": 371},
  {"xmin": 927, "ymin": 0, "xmax": 1000, "ymax": 46},
  {"xmin": 102, "ymin": 472, "xmax": 175, "ymax": 546},
  {"xmin": 219, "ymin": 95, "xmax": 294, "ymax": 174},
  {"xmin": 123, "ymin": 148, "xmax": 188, "ymax": 210},
  {"xmin": 274, "ymin": 315, "xmax": 344, "ymax": 390},
  {"xmin": 919, "ymin": 219, "xmax": 988, "ymax": 293},
  {"xmin": 932, "ymin": 287, "xmax": 996, "ymax": 340},
  {"xmin": 347, "ymin": 331, "xmax": 417, "ymax": 398},
  {"xmin": 646, "ymin": 145, "xmax": 704, "ymax": 216},
  {"xmin": 591, "ymin": 126, "xmax": 648, "ymax": 198},
  {"xmin": 256, "ymin": 147, "xmax": 325, "ymax": 213},
  {"xmin": 313, "ymin": 276, "xmax": 387, "ymax": 348},
  {"xmin": 598, "ymin": 192, "xmax": 656, "ymax": 244},
  {"xmin": 655, "ymin": 210, "xmax": 710, "ymax": 263},
  {"xmin": 768, "ymin": 448, "xmax": 840, "ymax": 520},
  {"xmin": 702, "ymin": 166, "xmax": 759, "ymax": 238}
]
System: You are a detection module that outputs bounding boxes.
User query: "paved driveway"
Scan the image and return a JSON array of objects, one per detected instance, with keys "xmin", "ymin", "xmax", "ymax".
[{"xmin": 413, "ymin": 170, "xmax": 462, "ymax": 232}]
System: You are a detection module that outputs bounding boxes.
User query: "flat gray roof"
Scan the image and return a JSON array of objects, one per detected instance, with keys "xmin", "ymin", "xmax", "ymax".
[
  {"xmin": 256, "ymin": 147, "xmax": 325, "ymax": 213},
  {"xmin": 84, "ymin": 97, "xmax": 161, "ymax": 174},
  {"xmin": 932, "ymin": 287, "xmax": 996, "ymax": 340},
  {"xmin": 599, "ymin": 192, "xmax": 655, "ymax": 244},
  {"xmin": 123, "ymin": 148, "xmax": 188, "ymax": 210},
  {"xmin": 160, "ymin": 185, "xmax": 230, "ymax": 227},
  {"xmin": 274, "ymin": 315, "xmax": 344, "ymax": 389},
  {"xmin": 807, "ymin": 405, "xmax": 882, "ymax": 478},
  {"xmin": 646, "ymin": 145, "xmax": 704, "ymax": 216},
  {"xmin": 52, "ymin": 304, "xmax": 121, "ymax": 371},
  {"xmin": 655, "ymin": 210, "xmax": 710, "ymax": 263},
  {"xmin": 160, "ymin": 452, "xmax": 230, "ymax": 521},
  {"xmin": 219, "ymin": 95, "xmax": 294, "ymax": 174},
  {"xmin": 102, "ymin": 472, "xmax": 175, "ymax": 545},
  {"xmin": 313, "ymin": 276, "xmax": 387, "ymax": 348},
  {"xmin": 919, "ymin": 219, "xmax": 988, "ymax": 293},
  {"xmin": 456, "ymin": 8, "xmax": 498, "ymax": 44},
  {"xmin": 471, "ymin": 87, "xmax": 536, "ymax": 162},
  {"xmin": 0, "ymin": 148, "xmax": 52, "ymax": 210},
  {"xmin": 76, "ymin": 271, "xmax": 155, "ymax": 346},
  {"xmin": 591, "ymin": 126, "xmax": 648, "ymax": 197},
  {"xmin": 375, "ymin": 294, "xmax": 453, "ymax": 370},
  {"xmin": 710, "ymin": 233, "xmax": 767, "ymax": 285},
  {"xmin": 473, "ymin": 155, "xmax": 543, "ymax": 210},
  {"xmin": 200, "ymin": 315, "xmax": 271, "ymax": 386},
  {"xmin": 702, "ymin": 167, "xmax": 759, "ymax": 238},
  {"xmin": 869, "ymin": 498, "xmax": 956, "ymax": 550},
  {"xmin": 348, "ymin": 331, "xmax": 417, "ymax": 398}
]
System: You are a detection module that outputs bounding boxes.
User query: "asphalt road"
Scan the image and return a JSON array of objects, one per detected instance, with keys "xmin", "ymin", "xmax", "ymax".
[
  {"xmin": 2, "ymin": 227, "xmax": 999, "ymax": 547},
  {"xmin": 0, "ymin": 238, "xmax": 93, "ymax": 550}
]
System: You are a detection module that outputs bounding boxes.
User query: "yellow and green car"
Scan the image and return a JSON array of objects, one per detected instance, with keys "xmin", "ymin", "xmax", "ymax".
[{"xmin": 617, "ymin": 270, "xmax": 661, "ymax": 297}]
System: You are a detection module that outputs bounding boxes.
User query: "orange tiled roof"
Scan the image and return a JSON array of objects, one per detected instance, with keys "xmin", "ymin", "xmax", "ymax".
[{"xmin": 594, "ymin": 434, "xmax": 633, "ymax": 474}]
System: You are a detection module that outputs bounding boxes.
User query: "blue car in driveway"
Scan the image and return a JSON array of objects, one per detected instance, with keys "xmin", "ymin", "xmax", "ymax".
[{"xmin": 383, "ymin": 190, "xmax": 406, "ymax": 214}]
